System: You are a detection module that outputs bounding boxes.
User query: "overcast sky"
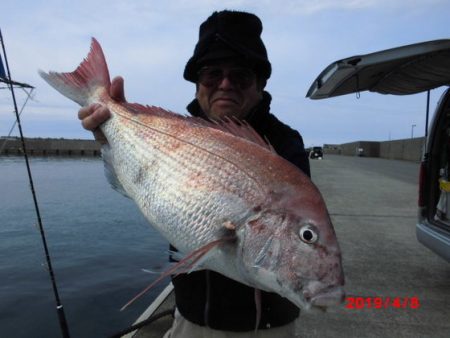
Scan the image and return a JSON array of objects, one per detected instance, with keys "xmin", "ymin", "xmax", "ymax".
[{"xmin": 1, "ymin": 0, "xmax": 449, "ymax": 147}]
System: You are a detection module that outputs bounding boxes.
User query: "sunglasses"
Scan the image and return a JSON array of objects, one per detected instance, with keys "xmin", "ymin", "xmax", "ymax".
[{"xmin": 197, "ymin": 67, "xmax": 256, "ymax": 90}]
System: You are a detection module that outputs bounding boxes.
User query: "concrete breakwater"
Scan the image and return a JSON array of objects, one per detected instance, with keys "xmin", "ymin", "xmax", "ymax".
[
  {"xmin": 2, "ymin": 136, "xmax": 425, "ymax": 161},
  {"xmin": 0, "ymin": 137, "xmax": 101, "ymax": 156},
  {"xmin": 323, "ymin": 136, "xmax": 426, "ymax": 162}
]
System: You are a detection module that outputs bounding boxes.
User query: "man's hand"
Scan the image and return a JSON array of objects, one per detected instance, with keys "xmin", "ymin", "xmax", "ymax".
[{"xmin": 78, "ymin": 76, "xmax": 126, "ymax": 143}]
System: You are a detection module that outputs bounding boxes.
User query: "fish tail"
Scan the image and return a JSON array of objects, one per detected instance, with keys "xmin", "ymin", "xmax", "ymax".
[{"xmin": 39, "ymin": 38, "xmax": 111, "ymax": 106}]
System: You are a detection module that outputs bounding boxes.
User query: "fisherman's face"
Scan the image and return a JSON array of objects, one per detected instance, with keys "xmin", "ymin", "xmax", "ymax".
[{"xmin": 195, "ymin": 61, "xmax": 264, "ymax": 121}]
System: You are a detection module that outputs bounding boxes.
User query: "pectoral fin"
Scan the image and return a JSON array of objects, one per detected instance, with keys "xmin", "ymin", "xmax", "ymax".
[{"xmin": 120, "ymin": 236, "xmax": 235, "ymax": 311}]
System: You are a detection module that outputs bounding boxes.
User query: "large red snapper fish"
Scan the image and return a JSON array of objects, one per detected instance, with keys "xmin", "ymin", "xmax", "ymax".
[{"xmin": 39, "ymin": 38, "xmax": 344, "ymax": 311}]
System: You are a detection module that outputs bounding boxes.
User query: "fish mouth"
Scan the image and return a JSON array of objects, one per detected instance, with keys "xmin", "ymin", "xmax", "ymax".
[
  {"xmin": 308, "ymin": 285, "xmax": 345, "ymax": 308},
  {"xmin": 283, "ymin": 286, "xmax": 343, "ymax": 310}
]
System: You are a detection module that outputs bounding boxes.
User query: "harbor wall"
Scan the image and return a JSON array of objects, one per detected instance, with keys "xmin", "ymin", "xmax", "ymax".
[
  {"xmin": 2, "ymin": 136, "xmax": 425, "ymax": 162},
  {"xmin": 338, "ymin": 141, "xmax": 381, "ymax": 157},
  {"xmin": 324, "ymin": 137, "xmax": 426, "ymax": 162},
  {"xmin": 379, "ymin": 137, "xmax": 425, "ymax": 162},
  {"xmin": 0, "ymin": 137, "xmax": 101, "ymax": 156}
]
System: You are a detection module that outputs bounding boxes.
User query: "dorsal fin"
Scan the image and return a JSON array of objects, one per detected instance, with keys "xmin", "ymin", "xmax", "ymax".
[
  {"xmin": 189, "ymin": 116, "xmax": 277, "ymax": 154},
  {"xmin": 120, "ymin": 102, "xmax": 276, "ymax": 153}
]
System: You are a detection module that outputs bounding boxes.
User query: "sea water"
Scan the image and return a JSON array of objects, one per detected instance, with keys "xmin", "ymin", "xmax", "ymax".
[{"xmin": 0, "ymin": 156, "xmax": 170, "ymax": 338}]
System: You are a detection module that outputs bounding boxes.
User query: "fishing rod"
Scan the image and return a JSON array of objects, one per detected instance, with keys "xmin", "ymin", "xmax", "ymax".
[
  {"xmin": 0, "ymin": 29, "xmax": 71, "ymax": 338},
  {"xmin": 0, "ymin": 87, "xmax": 34, "ymax": 154}
]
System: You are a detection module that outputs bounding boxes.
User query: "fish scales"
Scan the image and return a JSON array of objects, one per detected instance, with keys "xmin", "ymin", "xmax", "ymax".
[
  {"xmin": 104, "ymin": 101, "xmax": 268, "ymax": 251},
  {"xmin": 39, "ymin": 38, "xmax": 345, "ymax": 310}
]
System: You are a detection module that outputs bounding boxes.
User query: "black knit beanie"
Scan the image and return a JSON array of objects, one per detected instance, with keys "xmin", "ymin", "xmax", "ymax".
[{"xmin": 184, "ymin": 10, "xmax": 272, "ymax": 82}]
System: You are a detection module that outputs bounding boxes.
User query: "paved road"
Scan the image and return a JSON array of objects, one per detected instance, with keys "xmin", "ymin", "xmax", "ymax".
[{"xmin": 296, "ymin": 155, "xmax": 450, "ymax": 337}]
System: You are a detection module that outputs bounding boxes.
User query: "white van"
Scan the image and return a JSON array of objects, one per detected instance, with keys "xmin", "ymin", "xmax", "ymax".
[{"xmin": 307, "ymin": 39, "xmax": 450, "ymax": 261}]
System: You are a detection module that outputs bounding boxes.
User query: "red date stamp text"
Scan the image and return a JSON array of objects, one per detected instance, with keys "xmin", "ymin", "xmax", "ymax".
[{"xmin": 345, "ymin": 296, "xmax": 420, "ymax": 310}]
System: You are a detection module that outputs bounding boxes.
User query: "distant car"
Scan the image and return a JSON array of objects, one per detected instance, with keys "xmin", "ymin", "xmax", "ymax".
[
  {"xmin": 306, "ymin": 39, "xmax": 450, "ymax": 262},
  {"xmin": 310, "ymin": 146, "xmax": 323, "ymax": 159}
]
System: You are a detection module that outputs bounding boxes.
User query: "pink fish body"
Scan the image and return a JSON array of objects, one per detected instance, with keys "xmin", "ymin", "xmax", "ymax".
[{"xmin": 39, "ymin": 38, "xmax": 344, "ymax": 310}]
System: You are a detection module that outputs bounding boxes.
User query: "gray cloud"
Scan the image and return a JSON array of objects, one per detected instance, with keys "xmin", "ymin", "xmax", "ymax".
[{"xmin": 1, "ymin": 0, "xmax": 449, "ymax": 145}]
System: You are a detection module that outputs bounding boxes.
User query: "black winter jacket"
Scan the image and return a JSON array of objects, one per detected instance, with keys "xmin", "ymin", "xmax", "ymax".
[{"xmin": 171, "ymin": 92, "xmax": 310, "ymax": 331}]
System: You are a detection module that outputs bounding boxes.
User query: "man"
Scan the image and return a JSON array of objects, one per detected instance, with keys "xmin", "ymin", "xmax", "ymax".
[{"xmin": 79, "ymin": 10, "xmax": 310, "ymax": 337}]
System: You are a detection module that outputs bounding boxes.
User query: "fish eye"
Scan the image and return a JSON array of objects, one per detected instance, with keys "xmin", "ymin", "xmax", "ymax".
[{"xmin": 299, "ymin": 224, "xmax": 318, "ymax": 244}]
